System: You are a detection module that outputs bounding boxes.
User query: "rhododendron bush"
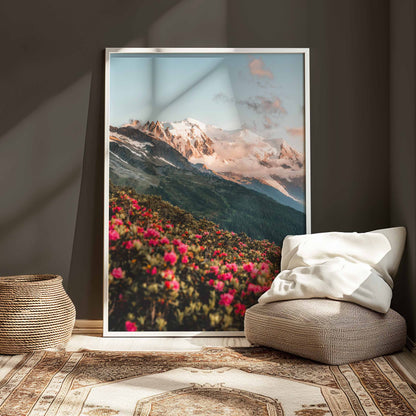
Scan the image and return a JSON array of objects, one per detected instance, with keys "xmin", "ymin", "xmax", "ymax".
[{"xmin": 108, "ymin": 183, "xmax": 281, "ymax": 331}]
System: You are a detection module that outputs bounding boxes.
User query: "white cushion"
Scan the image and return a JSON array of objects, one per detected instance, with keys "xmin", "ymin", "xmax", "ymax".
[
  {"xmin": 370, "ymin": 226, "xmax": 406, "ymax": 279},
  {"xmin": 259, "ymin": 227, "xmax": 407, "ymax": 313}
]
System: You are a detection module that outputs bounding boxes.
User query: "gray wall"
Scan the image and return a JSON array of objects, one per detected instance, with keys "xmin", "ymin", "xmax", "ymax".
[
  {"xmin": 390, "ymin": 0, "xmax": 416, "ymax": 340},
  {"xmin": 0, "ymin": 0, "xmax": 394, "ymax": 321}
]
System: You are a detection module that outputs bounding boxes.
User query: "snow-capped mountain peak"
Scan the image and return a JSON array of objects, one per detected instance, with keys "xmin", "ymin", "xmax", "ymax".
[
  {"xmin": 140, "ymin": 119, "xmax": 215, "ymax": 159},
  {"xmin": 127, "ymin": 118, "xmax": 304, "ymax": 208}
]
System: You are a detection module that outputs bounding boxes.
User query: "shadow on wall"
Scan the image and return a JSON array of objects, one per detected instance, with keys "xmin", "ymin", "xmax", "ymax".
[
  {"xmin": 0, "ymin": 0, "xmax": 228, "ymax": 319},
  {"xmin": 0, "ymin": 0, "xmax": 391, "ymax": 322},
  {"xmin": 0, "ymin": 74, "xmax": 89, "ymax": 283}
]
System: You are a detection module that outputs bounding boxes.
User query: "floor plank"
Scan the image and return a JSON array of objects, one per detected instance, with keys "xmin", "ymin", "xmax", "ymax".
[{"xmin": 64, "ymin": 334, "xmax": 251, "ymax": 352}]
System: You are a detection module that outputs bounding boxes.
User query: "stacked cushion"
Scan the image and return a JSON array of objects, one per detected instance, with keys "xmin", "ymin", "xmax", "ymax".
[
  {"xmin": 244, "ymin": 298, "xmax": 406, "ymax": 365},
  {"xmin": 245, "ymin": 227, "xmax": 408, "ymax": 364}
]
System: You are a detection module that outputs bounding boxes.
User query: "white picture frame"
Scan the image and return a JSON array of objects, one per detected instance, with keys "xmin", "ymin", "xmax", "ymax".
[{"xmin": 104, "ymin": 48, "xmax": 311, "ymax": 337}]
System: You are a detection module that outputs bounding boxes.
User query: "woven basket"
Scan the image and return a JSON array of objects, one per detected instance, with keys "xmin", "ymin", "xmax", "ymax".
[{"xmin": 0, "ymin": 274, "xmax": 76, "ymax": 354}]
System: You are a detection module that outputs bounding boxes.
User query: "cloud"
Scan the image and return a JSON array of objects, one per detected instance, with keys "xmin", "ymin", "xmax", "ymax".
[
  {"xmin": 270, "ymin": 98, "xmax": 286, "ymax": 114},
  {"xmin": 214, "ymin": 93, "xmax": 287, "ymax": 116},
  {"xmin": 263, "ymin": 116, "xmax": 278, "ymax": 130},
  {"xmin": 286, "ymin": 127, "xmax": 304, "ymax": 137},
  {"xmin": 242, "ymin": 121, "xmax": 258, "ymax": 131},
  {"xmin": 249, "ymin": 58, "xmax": 273, "ymax": 79},
  {"xmin": 204, "ymin": 140, "xmax": 303, "ymax": 182}
]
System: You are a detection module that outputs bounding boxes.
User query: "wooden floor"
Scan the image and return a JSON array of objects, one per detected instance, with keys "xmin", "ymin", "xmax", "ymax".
[
  {"xmin": 66, "ymin": 334, "xmax": 251, "ymax": 352},
  {"xmin": 392, "ymin": 348, "xmax": 416, "ymax": 382},
  {"xmin": 67, "ymin": 320, "xmax": 251, "ymax": 351}
]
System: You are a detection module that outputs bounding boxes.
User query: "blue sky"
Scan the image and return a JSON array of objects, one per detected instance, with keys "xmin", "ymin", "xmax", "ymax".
[{"xmin": 110, "ymin": 53, "xmax": 305, "ymax": 151}]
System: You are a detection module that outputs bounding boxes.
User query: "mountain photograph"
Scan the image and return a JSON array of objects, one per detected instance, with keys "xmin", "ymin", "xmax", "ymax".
[
  {"xmin": 106, "ymin": 52, "xmax": 307, "ymax": 332},
  {"xmin": 109, "ymin": 118, "xmax": 305, "ymax": 244}
]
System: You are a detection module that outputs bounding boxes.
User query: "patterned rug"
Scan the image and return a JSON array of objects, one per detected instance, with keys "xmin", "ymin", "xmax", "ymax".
[{"xmin": 0, "ymin": 347, "xmax": 415, "ymax": 415}]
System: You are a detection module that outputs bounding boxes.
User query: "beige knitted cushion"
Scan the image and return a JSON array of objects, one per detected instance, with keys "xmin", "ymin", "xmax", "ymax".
[{"xmin": 244, "ymin": 299, "xmax": 406, "ymax": 365}]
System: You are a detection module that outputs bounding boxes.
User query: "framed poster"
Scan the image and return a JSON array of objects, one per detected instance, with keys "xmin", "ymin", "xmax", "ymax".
[{"xmin": 104, "ymin": 48, "xmax": 310, "ymax": 336}]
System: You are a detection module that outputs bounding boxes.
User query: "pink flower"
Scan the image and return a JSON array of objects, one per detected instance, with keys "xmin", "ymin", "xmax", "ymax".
[
  {"xmin": 210, "ymin": 265, "xmax": 219, "ymax": 275},
  {"xmin": 219, "ymin": 272, "xmax": 233, "ymax": 281},
  {"xmin": 172, "ymin": 239, "xmax": 181, "ymax": 246},
  {"xmin": 178, "ymin": 243, "xmax": 188, "ymax": 254},
  {"xmin": 125, "ymin": 321, "xmax": 137, "ymax": 331},
  {"xmin": 193, "ymin": 264, "xmax": 199, "ymax": 270},
  {"xmin": 213, "ymin": 249, "xmax": 220, "ymax": 256},
  {"xmin": 166, "ymin": 223, "xmax": 174, "ymax": 229},
  {"xmin": 109, "ymin": 230, "xmax": 120, "ymax": 241},
  {"xmin": 208, "ymin": 279, "xmax": 215, "ymax": 286},
  {"xmin": 165, "ymin": 280, "xmax": 180, "ymax": 291},
  {"xmin": 137, "ymin": 227, "xmax": 144, "ymax": 233},
  {"xmin": 150, "ymin": 266, "xmax": 157, "ymax": 276},
  {"xmin": 243, "ymin": 262, "xmax": 255, "ymax": 272},
  {"xmin": 214, "ymin": 281, "xmax": 224, "ymax": 291},
  {"xmin": 113, "ymin": 218, "xmax": 123, "ymax": 225},
  {"xmin": 260, "ymin": 262, "xmax": 269, "ymax": 272},
  {"xmin": 228, "ymin": 289, "xmax": 236, "ymax": 295},
  {"xmin": 226, "ymin": 263, "xmax": 238, "ymax": 272},
  {"xmin": 111, "ymin": 267, "xmax": 123, "ymax": 279},
  {"xmin": 162, "ymin": 269, "xmax": 175, "ymax": 280},
  {"xmin": 148, "ymin": 239, "xmax": 159, "ymax": 246},
  {"xmin": 144, "ymin": 228, "xmax": 160, "ymax": 238},
  {"xmin": 182, "ymin": 255, "xmax": 189, "ymax": 264},
  {"xmin": 195, "ymin": 234, "xmax": 202, "ymax": 239},
  {"xmin": 124, "ymin": 240, "xmax": 134, "ymax": 249},
  {"xmin": 160, "ymin": 237, "xmax": 170, "ymax": 245},
  {"xmin": 164, "ymin": 250, "xmax": 177, "ymax": 265},
  {"xmin": 247, "ymin": 283, "xmax": 262, "ymax": 294},
  {"xmin": 203, "ymin": 231, "xmax": 209, "ymax": 236},
  {"xmin": 219, "ymin": 292, "xmax": 234, "ymax": 306},
  {"xmin": 234, "ymin": 303, "xmax": 246, "ymax": 316}
]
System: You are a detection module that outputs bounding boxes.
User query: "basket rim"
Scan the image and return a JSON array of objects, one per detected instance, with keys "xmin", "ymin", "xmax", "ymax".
[{"xmin": 0, "ymin": 274, "xmax": 63, "ymax": 286}]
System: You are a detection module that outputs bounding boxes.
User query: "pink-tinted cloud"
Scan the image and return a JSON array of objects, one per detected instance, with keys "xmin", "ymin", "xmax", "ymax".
[
  {"xmin": 271, "ymin": 98, "xmax": 286, "ymax": 114},
  {"xmin": 264, "ymin": 116, "xmax": 279, "ymax": 130},
  {"xmin": 254, "ymin": 97, "xmax": 286, "ymax": 115},
  {"xmin": 214, "ymin": 93, "xmax": 286, "ymax": 116},
  {"xmin": 249, "ymin": 58, "xmax": 273, "ymax": 79},
  {"xmin": 286, "ymin": 127, "xmax": 304, "ymax": 137}
]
